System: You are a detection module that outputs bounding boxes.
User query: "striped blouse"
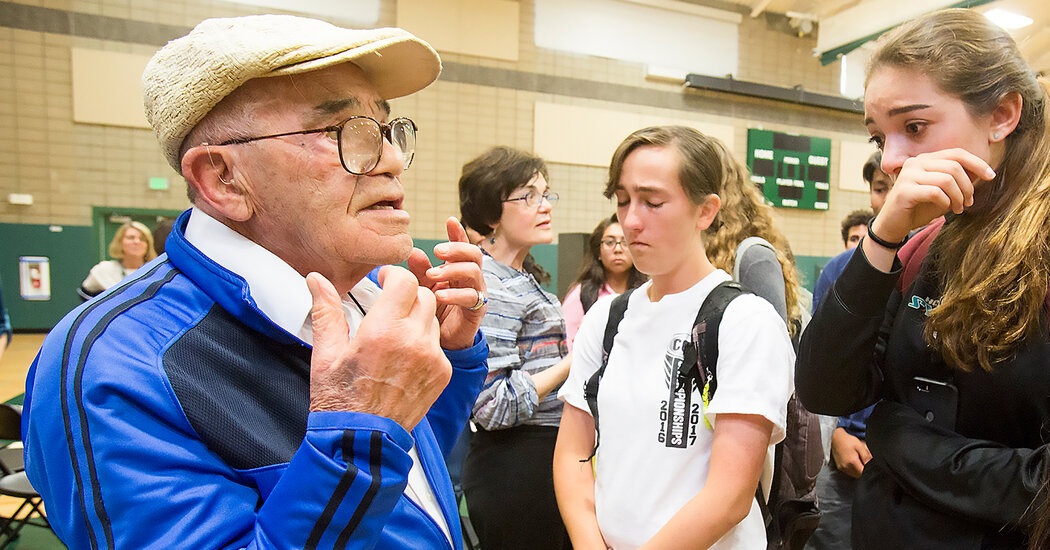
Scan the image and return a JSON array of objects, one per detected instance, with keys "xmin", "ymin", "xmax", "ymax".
[{"xmin": 472, "ymin": 254, "xmax": 568, "ymax": 430}]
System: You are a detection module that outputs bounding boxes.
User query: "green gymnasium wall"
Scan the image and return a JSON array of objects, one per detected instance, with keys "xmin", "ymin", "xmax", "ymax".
[
  {"xmin": 795, "ymin": 255, "xmax": 827, "ymax": 293},
  {"xmin": 1, "ymin": 223, "xmax": 95, "ymax": 330}
]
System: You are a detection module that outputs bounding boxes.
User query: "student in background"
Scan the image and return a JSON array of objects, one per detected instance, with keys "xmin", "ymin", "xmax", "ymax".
[
  {"xmin": 841, "ymin": 210, "xmax": 872, "ymax": 250},
  {"xmin": 807, "ymin": 158, "xmax": 893, "ymax": 550},
  {"xmin": 561, "ymin": 214, "xmax": 646, "ymax": 349}
]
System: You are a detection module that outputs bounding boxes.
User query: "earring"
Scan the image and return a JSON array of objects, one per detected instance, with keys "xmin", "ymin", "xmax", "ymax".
[
  {"xmin": 993, "ymin": 132, "xmax": 1001, "ymax": 140},
  {"xmin": 489, "ymin": 236, "xmax": 496, "ymax": 245}
]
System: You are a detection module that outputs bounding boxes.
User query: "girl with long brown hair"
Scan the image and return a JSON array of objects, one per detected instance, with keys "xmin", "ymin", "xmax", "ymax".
[{"xmin": 796, "ymin": 9, "xmax": 1050, "ymax": 549}]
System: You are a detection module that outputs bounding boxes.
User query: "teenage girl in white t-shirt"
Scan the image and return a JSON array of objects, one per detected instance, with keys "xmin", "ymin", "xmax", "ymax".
[{"xmin": 553, "ymin": 126, "xmax": 795, "ymax": 550}]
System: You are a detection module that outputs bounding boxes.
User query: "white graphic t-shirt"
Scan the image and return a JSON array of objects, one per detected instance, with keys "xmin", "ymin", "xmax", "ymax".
[{"xmin": 559, "ymin": 270, "xmax": 794, "ymax": 550}]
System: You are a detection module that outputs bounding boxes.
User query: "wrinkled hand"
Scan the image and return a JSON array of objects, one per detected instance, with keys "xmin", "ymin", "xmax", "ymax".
[
  {"xmin": 306, "ymin": 267, "xmax": 451, "ymax": 430},
  {"xmin": 831, "ymin": 427, "xmax": 871, "ymax": 479},
  {"xmin": 871, "ymin": 148, "xmax": 995, "ymax": 243},
  {"xmin": 407, "ymin": 217, "xmax": 486, "ymax": 351}
]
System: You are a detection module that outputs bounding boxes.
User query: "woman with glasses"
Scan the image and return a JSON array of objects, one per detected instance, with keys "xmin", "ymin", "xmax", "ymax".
[
  {"xmin": 458, "ymin": 146, "xmax": 572, "ymax": 550},
  {"xmin": 562, "ymin": 214, "xmax": 647, "ymax": 349},
  {"xmin": 78, "ymin": 221, "xmax": 157, "ymax": 300}
]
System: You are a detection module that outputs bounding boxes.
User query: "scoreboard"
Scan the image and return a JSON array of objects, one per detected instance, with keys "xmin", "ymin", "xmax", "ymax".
[{"xmin": 746, "ymin": 129, "xmax": 831, "ymax": 210}]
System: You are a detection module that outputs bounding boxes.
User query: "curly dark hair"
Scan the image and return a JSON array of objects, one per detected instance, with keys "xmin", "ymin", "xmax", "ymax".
[{"xmin": 840, "ymin": 209, "xmax": 873, "ymax": 246}]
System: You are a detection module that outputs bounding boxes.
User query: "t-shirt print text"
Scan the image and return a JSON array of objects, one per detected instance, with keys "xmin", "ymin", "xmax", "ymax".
[{"xmin": 658, "ymin": 334, "xmax": 701, "ymax": 448}]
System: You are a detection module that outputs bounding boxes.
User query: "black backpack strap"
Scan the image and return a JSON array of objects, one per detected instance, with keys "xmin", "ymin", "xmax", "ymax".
[
  {"xmin": 683, "ymin": 281, "xmax": 747, "ymax": 411},
  {"xmin": 582, "ymin": 288, "xmax": 635, "ymax": 461},
  {"xmin": 753, "ymin": 441, "xmax": 781, "ymax": 530},
  {"xmin": 686, "ymin": 281, "xmax": 777, "ymax": 529}
]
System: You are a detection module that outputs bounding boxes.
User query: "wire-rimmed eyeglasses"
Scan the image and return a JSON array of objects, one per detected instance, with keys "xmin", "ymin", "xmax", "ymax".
[
  {"xmin": 218, "ymin": 116, "xmax": 416, "ymax": 175},
  {"xmin": 502, "ymin": 190, "xmax": 559, "ymax": 208}
]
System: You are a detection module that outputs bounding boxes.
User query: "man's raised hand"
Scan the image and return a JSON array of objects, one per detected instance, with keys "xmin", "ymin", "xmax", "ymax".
[
  {"xmin": 407, "ymin": 216, "xmax": 486, "ymax": 350},
  {"xmin": 306, "ymin": 267, "xmax": 451, "ymax": 430}
]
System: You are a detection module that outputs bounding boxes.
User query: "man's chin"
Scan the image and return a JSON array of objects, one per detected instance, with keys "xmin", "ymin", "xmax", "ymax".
[
  {"xmin": 389, "ymin": 237, "xmax": 414, "ymax": 264},
  {"xmin": 374, "ymin": 232, "xmax": 414, "ymax": 265}
]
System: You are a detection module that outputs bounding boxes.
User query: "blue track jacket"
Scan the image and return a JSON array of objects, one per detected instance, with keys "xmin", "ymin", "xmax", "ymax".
[{"xmin": 23, "ymin": 210, "xmax": 488, "ymax": 549}]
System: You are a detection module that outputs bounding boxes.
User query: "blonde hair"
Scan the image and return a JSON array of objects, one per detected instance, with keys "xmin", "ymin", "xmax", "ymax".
[
  {"xmin": 109, "ymin": 221, "xmax": 158, "ymax": 263},
  {"xmin": 702, "ymin": 139, "xmax": 803, "ymax": 334},
  {"xmin": 869, "ymin": 9, "xmax": 1050, "ymax": 370}
]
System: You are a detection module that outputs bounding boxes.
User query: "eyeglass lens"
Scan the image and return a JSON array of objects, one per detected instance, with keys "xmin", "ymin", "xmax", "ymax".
[
  {"xmin": 524, "ymin": 191, "xmax": 558, "ymax": 206},
  {"xmin": 340, "ymin": 118, "xmax": 416, "ymax": 175}
]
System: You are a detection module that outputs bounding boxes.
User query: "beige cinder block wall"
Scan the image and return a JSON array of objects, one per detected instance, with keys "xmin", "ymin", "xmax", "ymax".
[{"xmin": 0, "ymin": 0, "xmax": 873, "ymax": 261}]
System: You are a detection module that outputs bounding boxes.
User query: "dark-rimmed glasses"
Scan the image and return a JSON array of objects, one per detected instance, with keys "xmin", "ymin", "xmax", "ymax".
[
  {"xmin": 601, "ymin": 238, "xmax": 627, "ymax": 249},
  {"xmin": 219, "ymin": 116, "xmax": 416, "ymax": 175},
  {"xmin": 502, "ymin": 190, "xmax": 559, "ymax": 208}
]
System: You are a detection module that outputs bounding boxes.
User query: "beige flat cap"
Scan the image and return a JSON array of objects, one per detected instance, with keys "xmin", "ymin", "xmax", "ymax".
[{"xmin": 142, "ymin": 14, "xmax": 441, "ymax": 173}]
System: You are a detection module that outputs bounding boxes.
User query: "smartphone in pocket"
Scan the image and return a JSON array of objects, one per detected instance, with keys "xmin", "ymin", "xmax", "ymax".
[{"xmin": 907, "ymin": 376, "xmax": 959, "ymax": 430}]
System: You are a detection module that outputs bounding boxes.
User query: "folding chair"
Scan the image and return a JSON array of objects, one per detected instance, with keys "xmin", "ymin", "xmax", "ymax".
[{"xmin": 0, "ymin": 404, "xmax": 49, "ymax": 547}]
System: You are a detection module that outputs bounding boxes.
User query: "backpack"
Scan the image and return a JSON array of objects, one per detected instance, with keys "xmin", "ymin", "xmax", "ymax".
[
  {"xmin": 583, "ymin": 276, "xmax": 822, "ymax": 550},
  {"xmin": 734, "ymin": 238, "xmax": 822, "ymax": 550}
]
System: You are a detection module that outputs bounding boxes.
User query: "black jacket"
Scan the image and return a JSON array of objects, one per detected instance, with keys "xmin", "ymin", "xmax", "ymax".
[{"xmin": 796, "ymin": 222, "xmax": 1049, "ymax": 550}]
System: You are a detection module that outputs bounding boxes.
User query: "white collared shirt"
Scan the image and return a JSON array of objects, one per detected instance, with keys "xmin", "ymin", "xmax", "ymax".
[{"xmin": 184, "ymin": 208, "xmax": 452, "ymax": 545}]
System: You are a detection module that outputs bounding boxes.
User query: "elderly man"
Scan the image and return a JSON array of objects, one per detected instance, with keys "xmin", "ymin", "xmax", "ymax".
[{"xmin": 23, "ymin": 15, "xmax": 489, "ymax": 549}]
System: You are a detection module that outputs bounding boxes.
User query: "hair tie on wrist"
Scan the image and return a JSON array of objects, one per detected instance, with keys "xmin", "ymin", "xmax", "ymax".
[{"xmin": 866, "ymin": 217, "xmax": 909, "ymax": 249}]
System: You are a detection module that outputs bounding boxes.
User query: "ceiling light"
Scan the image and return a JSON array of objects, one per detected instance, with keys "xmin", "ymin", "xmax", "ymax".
[{"xmin": 984, "ymin": 8, "xmax": 1033, "ymax": 30}]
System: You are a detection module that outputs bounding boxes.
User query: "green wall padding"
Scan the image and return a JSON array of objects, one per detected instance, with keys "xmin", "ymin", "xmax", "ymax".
[
  {"xmin": 1, "ymin": 223, "xmax": 95, "ymax": 330},
  {"xmin": 795, "ymin": 254, "xmax": 832, "ymax": 292}
]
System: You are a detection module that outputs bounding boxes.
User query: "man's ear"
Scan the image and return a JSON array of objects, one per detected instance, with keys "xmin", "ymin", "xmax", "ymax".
[
  {"xmin": 990, "ymin": 91, "xmax": 1023, "ymax": 143},
  {"xmin": 181, "ymin": 144, "xmax": 252, "ymax": 222},
  {"xmin": 697, "ymin": 193, "xmax": 721, "ymax": 231}
]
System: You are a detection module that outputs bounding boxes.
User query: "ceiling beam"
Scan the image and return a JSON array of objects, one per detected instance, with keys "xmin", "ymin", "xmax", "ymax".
[
  {"xmin": 749, "ymin": 0, "xmax": 774, "ymax": 17},
  {"xmin": 815, "ymin": 0, "xmax": 865, "ymax": 19},
  {"xmin": 818, "ymin": 0, "xmax": 956, "ymax": 55},
  {"xmin": 816, "ymin": 0, "xmax": 993, "ymax": 63}
]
